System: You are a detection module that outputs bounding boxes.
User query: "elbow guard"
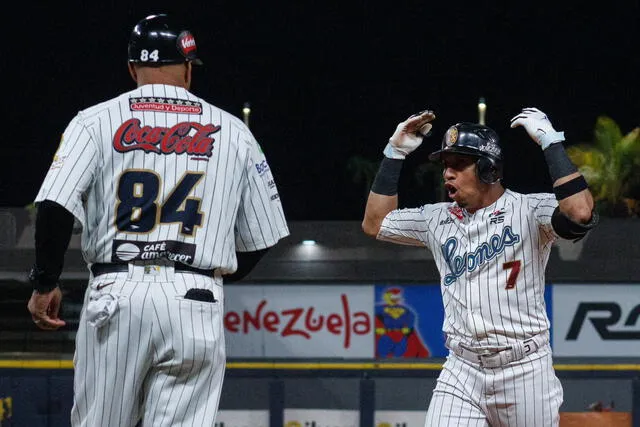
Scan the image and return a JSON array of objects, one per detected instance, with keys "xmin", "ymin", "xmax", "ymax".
[{"xmin": 551, "ymin": 207, "xmax": 598, "ymax": 242}]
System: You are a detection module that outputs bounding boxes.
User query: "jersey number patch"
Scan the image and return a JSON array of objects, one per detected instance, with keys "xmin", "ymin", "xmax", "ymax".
[
  {"xmin": 116, "ymin": 170, "xmax": 204, "ymax": 236},
  {"xmin": 139, "ymin": 49, "xmax": 160, "ymax": 62},
  {"xmin": 503, "ymin": 260, "xmax": 522, "ymax": 290}
]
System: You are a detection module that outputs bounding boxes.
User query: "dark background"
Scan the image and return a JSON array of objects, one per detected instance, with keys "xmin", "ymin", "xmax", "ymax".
[{"xmin": 3, "ymin": 1, "xmax": 638, "ymax": 220}]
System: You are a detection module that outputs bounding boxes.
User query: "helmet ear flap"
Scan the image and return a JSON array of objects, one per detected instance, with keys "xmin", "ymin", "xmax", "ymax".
[{"xmin": 476, "ymin": 157, "xmax": 502, "ymax": 184}]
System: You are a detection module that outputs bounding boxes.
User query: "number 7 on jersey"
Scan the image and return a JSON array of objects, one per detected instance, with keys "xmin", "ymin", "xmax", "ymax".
[{"xmin": 503, "ymin": 260, "xmax": 521, "ymax": 290}]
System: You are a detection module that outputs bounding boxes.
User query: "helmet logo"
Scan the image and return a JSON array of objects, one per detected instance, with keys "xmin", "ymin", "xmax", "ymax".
[
  {"xmin": 479, "ymin": 142, "xmax": 501, "ymax": 157},
  {"xmin": 178, "ymin": 32, "xmax": 197, "ymax": 55},
  {"xmin": 445, "ymin": 126, "xmax": 458, "ymax": 147}
]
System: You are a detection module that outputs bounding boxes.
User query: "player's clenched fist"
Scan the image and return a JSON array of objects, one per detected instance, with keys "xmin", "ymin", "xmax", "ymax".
[
  {"xmin": 27, "ymin": 288, "xmax": 66, "ymax": 330},
  {"xmin": 510, "ymin": 107, "xmax": 565, "ymax": 149},
  {"xmin": 384, "ymin": 110, "xmax": 436, "ymax": 159}
]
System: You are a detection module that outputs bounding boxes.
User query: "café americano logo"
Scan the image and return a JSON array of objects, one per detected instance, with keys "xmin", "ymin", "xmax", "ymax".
[{"xmin": 441, "ymin": 226, "xmax": 520, "ymax": 285}]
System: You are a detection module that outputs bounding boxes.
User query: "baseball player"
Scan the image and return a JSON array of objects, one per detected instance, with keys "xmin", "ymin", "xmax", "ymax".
[
  {"xmin": 362, "ymin": 108, "xmax": 597, "ymax": 426},
  {"xmin": 26, "ymin": 14, "xmax": 289, "ymax": 427}
]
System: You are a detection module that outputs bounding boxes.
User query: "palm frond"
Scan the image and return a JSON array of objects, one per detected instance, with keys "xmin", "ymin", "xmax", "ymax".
[
  {"xmin": 594, "ymin": 116, "xmax": 622, "ymax": 156},
  {"xmin": 618, "ymin": 127, "xmax": 640, "ymax": 160},
  {"xmin": 566, "ymin": 116, "xmax": 640, "ymax": 217}
]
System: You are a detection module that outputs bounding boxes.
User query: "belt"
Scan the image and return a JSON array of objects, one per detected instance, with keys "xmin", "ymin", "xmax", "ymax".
[
  {"xmin": 446, "ymin": 332, "xmax": 548, "ymax": 368},
  {"xmin": 90, "ymin": 262, "xmax": 215, "ymax": 278}
]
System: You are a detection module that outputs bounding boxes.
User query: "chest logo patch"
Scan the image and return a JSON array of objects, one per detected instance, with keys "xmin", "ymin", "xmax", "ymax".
[
  {"xmin": 441, "ymin": 226, "xmax": 520, "ymax": 286},
  {"xmin": 489, "ymin": 209, "xmax": 506, "ymax": 224}
]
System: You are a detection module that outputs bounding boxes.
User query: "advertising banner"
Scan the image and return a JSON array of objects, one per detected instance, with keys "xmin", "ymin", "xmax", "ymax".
[
  {"xmin": 283, "ymin": 409, "xmax": 359, "ymax": 427},
  {"xmin": 373, "ymin": 285, "xmax": 446, "ymax": 358},
  {"xmin": 374, "ymin": 410, "xmax": 427, "ymax": 426},
  {"xmin": 215, "ymin": 410, "xmax": 268, "ymax": 427},
  {"xmin": 552, "ymin": 284, "xmax": 640, "ymax": 356},
  {"xmin": 224, "ymin": 283, "xmax": 555, "ymax": 358},
  {"xmin": 224, "ymin": 285, "xmax": 374, "ymax": 358}
]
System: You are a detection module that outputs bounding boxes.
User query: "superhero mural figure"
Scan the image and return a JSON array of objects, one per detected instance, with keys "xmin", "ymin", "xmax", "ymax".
[{"xmin": 375, "ymin": 287, "xmax": 429, "ymax": 358}]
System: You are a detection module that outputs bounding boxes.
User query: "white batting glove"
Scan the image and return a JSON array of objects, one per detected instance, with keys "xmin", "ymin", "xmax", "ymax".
[
  {"xmin": 383, "ymin": 110, "xmax": 436, "ymax": 159},
  {"xmin": 510, "ymin": 107, "xmax": 565, "ymax": 150}
]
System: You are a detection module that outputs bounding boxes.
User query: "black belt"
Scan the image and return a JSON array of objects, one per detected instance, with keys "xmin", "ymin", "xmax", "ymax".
[{"xmin": 90, "ymin": 263, "xmax": 215, "ymax": 277}]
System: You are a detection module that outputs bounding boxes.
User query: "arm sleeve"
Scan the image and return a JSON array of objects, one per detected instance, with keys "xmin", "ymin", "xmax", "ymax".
[
  {"xmin": 34, "ymin": 114, "xmax": 99, "ymax": 228},
  {"xmin": 32, "ymin": 200, "xmax": 75, "ymax": 291},
  {"xmin": 235, "ymin": 135, "xmax": 289, "ymax": 252}
]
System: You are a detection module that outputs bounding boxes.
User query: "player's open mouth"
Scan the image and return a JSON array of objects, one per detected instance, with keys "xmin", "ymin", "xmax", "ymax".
[{"xmin": 445, "ymin": 183, "xmax": 457, "ymax": 198}]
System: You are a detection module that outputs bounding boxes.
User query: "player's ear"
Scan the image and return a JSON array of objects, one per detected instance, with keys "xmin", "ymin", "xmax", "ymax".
[{"xmin": 128, "ymin": 63, "xmax": 138, "ymax": 84}]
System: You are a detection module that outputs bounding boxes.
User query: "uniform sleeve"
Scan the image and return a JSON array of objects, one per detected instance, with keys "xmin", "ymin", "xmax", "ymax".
[
  {"xmin": 377, "ymin": 205, "xmax": 434, "ymax": 247},
  {"xmin": 528, "ymin": 192, "xmax": 559, "ymax": 239},
  {"xmin": 34, "ymin": 115, "xmax": 99, "ymax": 229},
  {"xmin": 235, "ymin": 135, "xmax": 289, "ymax": 252}
]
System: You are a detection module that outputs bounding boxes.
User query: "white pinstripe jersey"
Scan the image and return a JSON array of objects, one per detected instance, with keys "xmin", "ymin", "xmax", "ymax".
[
  {"xmin": 35, "ymin": 83, "xmax": 289, "ymax": 272},
  {"xmin": 378, "ymin": 189, "xmax": 558, "ymax": 347}
]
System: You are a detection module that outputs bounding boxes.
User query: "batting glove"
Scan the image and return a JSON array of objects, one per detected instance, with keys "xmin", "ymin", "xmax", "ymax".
[
  {"xmin": 384, "ymin": 110, "xmax": 436, "ymax": 159},
  {"xmin": 510, "ymin": 107, "xmax": 565, "ymax": 150}
]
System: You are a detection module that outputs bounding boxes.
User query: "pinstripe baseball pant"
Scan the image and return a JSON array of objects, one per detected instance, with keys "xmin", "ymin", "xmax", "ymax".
[
  {"xmin": 70, "ymin": 265, "xmax": 226, "ymax": 427},
  {"xmin": 424, "ymin": 346, "xmax": 562, "ymax": 426}
]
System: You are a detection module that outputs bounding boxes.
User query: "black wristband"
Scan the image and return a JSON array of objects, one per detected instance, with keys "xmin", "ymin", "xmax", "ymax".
[
  {"xmin": 371, "ymin": 157, "xmax": 403, "ymax": 196},
  {"xmin": 29, "ymin": 264, "xmax": 60, "ymax": 293},
  {"xmin": 553, "ymin": 175, "xmax": 588, "ymax": 200},
  {"xmin": 543, "ymin": 143, "xmax": 578, "ymax": 183}
]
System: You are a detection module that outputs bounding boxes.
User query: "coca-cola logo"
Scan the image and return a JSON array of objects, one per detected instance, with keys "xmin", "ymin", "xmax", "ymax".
[
  {"xmin": 113, "ymin": 118, "xmax": 220, "ymax": 157},
  {"xmin": 224, "ymin": 294, "xmax": 371, "ymax": 349}
]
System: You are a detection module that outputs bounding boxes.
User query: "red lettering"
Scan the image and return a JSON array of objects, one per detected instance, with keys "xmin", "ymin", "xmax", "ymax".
[
  {"xmin": 113, "ymin": 118, "xmax": 160, "ymax": 153},
  {"xmin": 281, "ymin": 308, "xmax": 309, "ymax": 339},
  {"xmin": 192, "ymin": 125, "xmax": 218, "ymax": 156},
  {"xmin": 147, "ymin": 127, "xmax": 165, "ymax": 142},
  {"xmin": 304, "ymin": 308, "xmax": 324, "ymax": 332},
  {"xmin": 263, "ymin": 311, "xmax": 280, "ymax": 332},
  {"xmin": 138, "ymin": 125, "xmax": 155, "ymax": 143},
  {"xmin": 174, "ymin": 135, "xmax": 193, "ymax": 154},
  {"xmin": 224, "ymin": 311, "xmax": 240, "ymax": 332},
  {"xmin": 113, "ymin": 119, "xmax": 219, "ymax": 157},
  {"xmin": 161, "ymin": 122, "xmax": 189, "ymax": 152},
  {"xmin": 352, "ymin": 312, "xmax": 371, "ymax": 334},
  {"xmin": 326, "ymin": 314, "xmax": 343, "ymax": 336},
  {"xmin": 243, "ymin": 300, "xmax": 265, "ymax": 333},
  {"xmin": 341, "ymin": 294, "xmax": 352, "ymax": 348},
  {"xmin": 223, "ymin": 295, "xmax": 372, "ymax": 349}
]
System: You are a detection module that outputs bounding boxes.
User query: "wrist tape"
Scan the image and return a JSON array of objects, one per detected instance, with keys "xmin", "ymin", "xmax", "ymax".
[
  {"xmin": 371, "ymin": 157, "xmax": 403, "ymax": 196},
  {"xmin": 553, "ymin": 175, "xmax": 588, "ymax": 200},
  {"xmin": 543, "ymin": 143, "xmax": 578, "ymax": 183},
  {"xmin": 383, "ymin": 142, "xmax": 406, "ymax": 160},
  {"xmin": 540, "ymin": 131, "xmax": 565, "ymax": 150}
]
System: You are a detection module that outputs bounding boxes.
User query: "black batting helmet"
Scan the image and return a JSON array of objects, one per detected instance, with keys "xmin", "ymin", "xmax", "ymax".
[
  {"xmin": 428, "ymin": 122, "xmax": 503, "ymax": 184},
  {"xmin": 128, "ymin": 14, "xmax": 203, "ymax": 66}
]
